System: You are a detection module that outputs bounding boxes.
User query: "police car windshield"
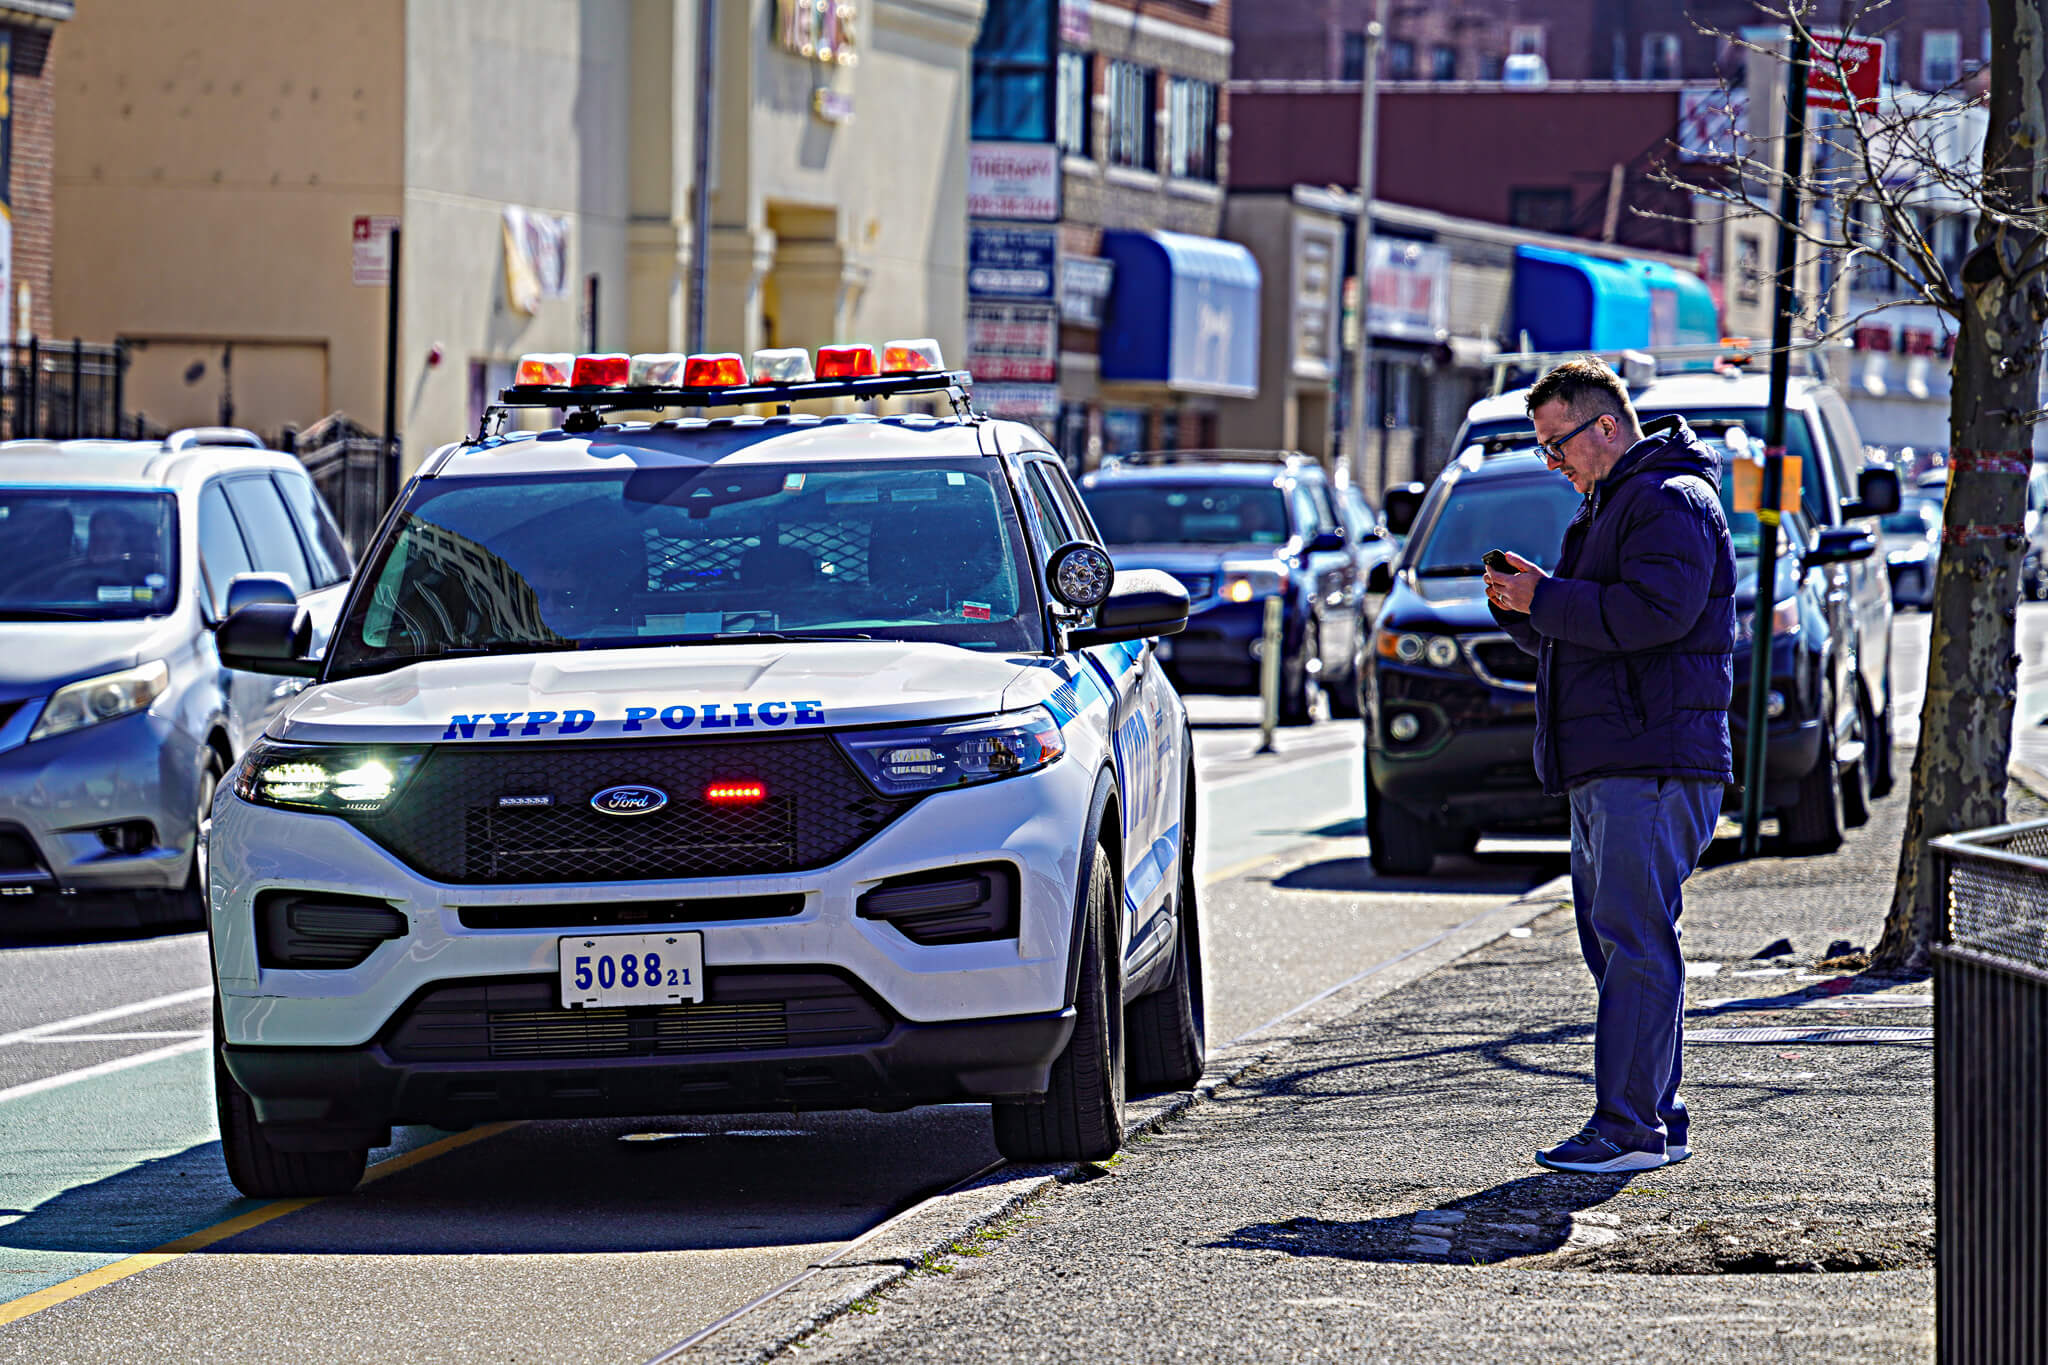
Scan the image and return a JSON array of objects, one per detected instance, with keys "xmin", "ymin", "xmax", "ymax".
[
  {"xmin": 326, "ymin": 459, "xmax": 1042, "ymax": 676},
  {"xmin": 1413, "ymin": 476, "xmax": 1581, "ymax": 577},
  {"xmin": 0, "ymin": 488, "xmax": 179, "ymax": 620},
  {"xmin": 1084, "ymin": 484, "xmax": 1291, "ymax": 546}
]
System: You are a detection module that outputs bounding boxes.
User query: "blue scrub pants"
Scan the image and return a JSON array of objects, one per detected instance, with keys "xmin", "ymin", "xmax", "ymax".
[{"xmin": 1566, "ymin": 775, "xmax": 1723, "ymax": 1153}]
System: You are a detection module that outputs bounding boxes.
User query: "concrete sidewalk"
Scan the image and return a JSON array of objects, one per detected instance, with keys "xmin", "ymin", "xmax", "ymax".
[{"xmin": 783, "ymin": 782, "xmax": 2034, "ymax": 1364}]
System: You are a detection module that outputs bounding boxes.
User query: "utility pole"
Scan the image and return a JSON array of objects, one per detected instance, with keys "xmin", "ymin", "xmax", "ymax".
[
  {"xmin": 687, "ymin": 0, "xmax": 718, "ymax": 354},
  {"xmin": 1344, "ymin": 0, "xmax": 1388, "ymax": 494},
  {"xmin": 382, "ymin": 225, "xmax": 402, "ymax": 509},
  {"xmin": 1739, "ymin": 31, "xmax": 1810, "ymax": 859}
]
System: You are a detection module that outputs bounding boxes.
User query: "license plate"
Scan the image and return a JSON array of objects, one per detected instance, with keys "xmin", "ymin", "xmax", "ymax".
[{"xmin": 559, "ymin": 931, "xmax": 704, "ymax": 1008}]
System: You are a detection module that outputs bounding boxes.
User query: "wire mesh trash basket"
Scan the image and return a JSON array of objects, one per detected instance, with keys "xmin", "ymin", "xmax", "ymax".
[{"xmin": 1933, "ymin": 819, "xmax": 2048, "ymax": 1365}]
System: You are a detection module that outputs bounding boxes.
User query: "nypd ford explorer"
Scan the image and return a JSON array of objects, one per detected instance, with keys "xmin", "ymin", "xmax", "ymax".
[{"xmin": 206, "ymin": 343, "xmax": 1203, "ymax": 1197}]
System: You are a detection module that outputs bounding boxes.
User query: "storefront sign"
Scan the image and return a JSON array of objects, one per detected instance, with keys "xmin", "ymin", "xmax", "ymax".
[
  {"xmin": 1367, "ymin": 238, "xmax": 1450, "ymax": 344},
  {"xmin": 1677, "ymin": 86, "xmax": 1748, "ymax": 163},
  {"xmin": 969, "ymin": 226, "xmax": 1058, "ymax": 301},
  {"xmin": 976, "ymin": 382, "xmax": 1062, "ymax": 420},
  {"xmin": 1292, "ymin": 225, "xmax": 1339, "ymax": 379},
  {"xmin": 968, "ymin": 143, "xmax": 1061, "ymax": 222},
  {"xmin": 966, "ymin": 301, "xmax": 1059, "ymax": 382},
  {"xmin": 776, "ymin": 0, "xmax": 859, "ymax": 66},
  {"xmin": 1807, "ymin": 31, "xmax": 1883, "ymax": 114},
  {"xmin": 1060, "ymin": 256, "xmax": 1115, "ymax": 327}
]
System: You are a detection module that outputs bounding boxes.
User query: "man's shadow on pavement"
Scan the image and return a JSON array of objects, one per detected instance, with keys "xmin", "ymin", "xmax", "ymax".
[{"xmin": 1208, "ymin": 1171, "xmax": 1635, "ymax": 1264}]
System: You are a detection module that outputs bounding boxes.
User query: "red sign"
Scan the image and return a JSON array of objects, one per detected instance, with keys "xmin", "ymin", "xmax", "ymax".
[{"xmin": 1806, "ymin": 31, "xmax": 1884, "ymax": 114}]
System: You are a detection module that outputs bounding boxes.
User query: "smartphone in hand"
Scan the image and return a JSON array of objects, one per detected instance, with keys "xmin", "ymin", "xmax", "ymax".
[{"xmin": 1482, "ymin": 549, "xmax": 1515, "ymax": 576}]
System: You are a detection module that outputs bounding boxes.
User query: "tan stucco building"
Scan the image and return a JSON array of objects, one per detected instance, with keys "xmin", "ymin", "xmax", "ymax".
[{"xmin": 55, "ymin": 0, "xmax": 979, "ymax": 469}]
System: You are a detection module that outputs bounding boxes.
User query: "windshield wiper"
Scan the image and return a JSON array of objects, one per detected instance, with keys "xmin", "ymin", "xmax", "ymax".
[{"xmin": 1417, "ymin": 563, "xmax": 1488, "ymax": 578}]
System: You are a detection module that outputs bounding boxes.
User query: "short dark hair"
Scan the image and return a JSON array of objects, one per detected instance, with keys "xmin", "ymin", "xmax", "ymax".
[{"xmin": 1526, "ymin": 355, "xmax": 1630, "ymax": 421}]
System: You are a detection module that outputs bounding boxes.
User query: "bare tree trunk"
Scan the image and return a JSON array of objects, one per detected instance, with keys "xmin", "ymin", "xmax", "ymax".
[{"xmin": 1875, "ymin": 0, "xmax": 2048, "ymax": 973}]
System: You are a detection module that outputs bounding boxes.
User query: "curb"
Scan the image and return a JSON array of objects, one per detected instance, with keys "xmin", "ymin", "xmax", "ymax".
[{"xmin": 677, "ymin": 869, "xmax": 1574, "ymax": 1363}]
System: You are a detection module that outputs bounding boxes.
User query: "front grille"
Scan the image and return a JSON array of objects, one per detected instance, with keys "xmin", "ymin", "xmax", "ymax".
[
  {"xmin": 1467, "ymin": 637, "xmax": 1537, "ymax": 690},
  {"xmin": 456, "ymin": 894, "xmax": 805, "ymax": 931},
  {"xmin": 382, "ymin": 969, "xmax": 893, "ymax": 1062},
  {"xmin": 1168, "ymin": 572, "xmax": 1215, "ymax": 601},
  {"xmin": 360, "ymin": 739, "xmax": 910, "ymax": 885}
]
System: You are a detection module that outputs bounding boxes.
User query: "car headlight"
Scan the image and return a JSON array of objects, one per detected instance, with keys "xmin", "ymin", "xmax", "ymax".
[
  {"xmin": 1735, "ymin": 598, "xmax": 1801, "ymax": 644},
  {"xmin": 1376, "ymin": 629, "xmax": 1464, "ymax": 671},
  {"xmin": 233, "ymin": 742, "xmax": 425, "ymax": 814},
  {"xmin": 840, "ymin": 708, "xmax": 1065, "ymax": 796},
  {"xmin": 1886, "ymin": 543, "xmax": 1930, "ymax": 565},
  {"xmin": 1220, "ymin": 561, "xmax": 1286, "ymax": 603},
  {"xmin": 29, "ymin": 660, "xmax": 170, "ymax": 743}
]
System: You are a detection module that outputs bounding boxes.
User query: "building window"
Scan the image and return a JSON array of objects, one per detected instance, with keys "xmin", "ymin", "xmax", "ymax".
[
  {"xmin": 972, "ymin": 0, "xmax": 1056, "ymax": 140},
  {"xmin": 1166, "ymin": 77, "xmax": 1218, "ymax": 181},
  {"xmin": 1509, "ymin": 187, "xmax": 1574, "ymax": 235},
  {"xmin": 1641, "ymin": 33, "xmax": 1679, "ymax": 80},
  {"xmin": 1479, "ymin": 51, "xmax": 1504, "ymax": 79},
  {"xmin": 1340, "ymin": 30, "xmax": 1366, "ymax": 81},
  {"xmin": 1431, "ymin": 44, "xmax": 1458, "ymax": 80},
  {"xmin": 1509, "ymin": 24, "xmax": 1545, "ymax": 57},
  {"xmin": 1056, "ymin": 50, "xmax": 1092, "ymax": 156},
  {"xmin": 1922, "ymin": 30, "xmax": 1960, "ymax": 88},
  {"xmin": 1387, "ymin": 39, "xmax": 1415, "ymax": 79},
  {"xmin": 1105, "ymin": 60, "xmax": 1155, "ymax": 170}
]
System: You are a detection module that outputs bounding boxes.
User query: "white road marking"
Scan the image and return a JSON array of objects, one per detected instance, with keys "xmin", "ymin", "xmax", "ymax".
[
  {"xmin": 0, "ymin": 987, "xmax": 211, "ymax": 1049},
  {"xmin": 0, "ymin": 1038, "xmax": 209, "ymax": 1107},
  {"xmin": 26, "ymin": 1030, "xmax": 209, "ymax": 1043}
]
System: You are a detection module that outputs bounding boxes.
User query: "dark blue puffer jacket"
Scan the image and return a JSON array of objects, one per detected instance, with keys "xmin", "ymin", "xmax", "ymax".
[{"xmin": 1493, "ymin": 415, "xmax": 1737, "ymax": 796}]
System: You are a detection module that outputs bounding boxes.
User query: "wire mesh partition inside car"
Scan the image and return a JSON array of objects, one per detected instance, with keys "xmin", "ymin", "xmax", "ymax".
[{"xmin": 359, "ymin": 738, "xmax": 912, "ymax": 883}]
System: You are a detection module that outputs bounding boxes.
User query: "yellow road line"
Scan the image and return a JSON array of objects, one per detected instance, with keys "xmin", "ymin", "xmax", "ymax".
[{"xmin": 0, "ymin": 1121, "xmax": 520, "ymax": 1329}]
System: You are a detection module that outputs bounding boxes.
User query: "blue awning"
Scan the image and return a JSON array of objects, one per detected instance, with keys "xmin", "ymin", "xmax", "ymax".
[
  {"xmin": 1510, "ymin": 245, "xmax": 1719, "ymax": 353},
  {"xmin": 1099, "ymin": 230, "xmax": 1261, "ymax": 396}
]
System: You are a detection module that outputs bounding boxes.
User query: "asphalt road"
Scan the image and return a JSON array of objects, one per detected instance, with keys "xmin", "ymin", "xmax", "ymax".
[{"xmin": 0, "ymin": 693, "xmax": 1569, "ymax": 1364}]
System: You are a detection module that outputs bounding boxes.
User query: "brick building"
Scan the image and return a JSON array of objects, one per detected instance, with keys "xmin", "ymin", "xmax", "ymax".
[{"xmin": 0, "ymin": 2, "xmax": 64, "ymax": 342}]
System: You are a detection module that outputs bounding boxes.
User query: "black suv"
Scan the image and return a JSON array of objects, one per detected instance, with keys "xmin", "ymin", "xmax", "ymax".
[
  {"xmin": 1362, "ymin": 419, "xmax": 1896, "ymax": 875},
  {"xmin": 1081, "ymin": 452, "xmax": 1365, "ymax": 723}
]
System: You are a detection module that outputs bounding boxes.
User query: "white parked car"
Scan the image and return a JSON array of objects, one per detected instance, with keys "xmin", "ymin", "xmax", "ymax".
[{"xmin": 205, "ymin": 346, "xmax": 1203, "ymax": 1196}]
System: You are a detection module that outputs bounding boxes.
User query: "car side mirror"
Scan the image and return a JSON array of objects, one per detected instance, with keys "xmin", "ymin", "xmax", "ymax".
[
  {"xmin": 1305, "ymin": 529, "xmax": 1346, "ymax": 554},
  {"xmin": 1365, "ymin": 561, "xmax": 1395, "ymax": 596},
  {"xmin": 224, "ymin": 572, "xmax": 297, "ymax": 617},
  {"xmin": 1802, "ymin": 525, "xmax": 1878, "ymax": 569},
  {"xmin": 217, "ymin": 602, "xmax": 320, "ymax": 677},
  {"xmin": 1842, "ymin": 466, "xmax": 1901, "ymax": 519},
  {"xmin": 1066, "ymin": 569, "xmax": 1190, "ymax": 649},
  {"xmin": 1382, "ymin": 483, "xmax": 1427, "ymax": 537}
]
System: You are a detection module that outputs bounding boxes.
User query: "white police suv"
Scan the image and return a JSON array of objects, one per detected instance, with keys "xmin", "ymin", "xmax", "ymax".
[{"xmin": 206, "ymin": 344, "xmax": 1202, "ymax": 1196}]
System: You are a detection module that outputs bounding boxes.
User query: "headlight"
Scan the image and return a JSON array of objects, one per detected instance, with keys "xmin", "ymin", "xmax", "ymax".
[
  {"xmin": 1735, "ymin": 598, "xmax": 1801, "ymax": 644},
  {"xmin": 840, "ymin": 708, "xmax": 1064, "ymax": 796},
  {"xmin": 29, "ymin": 660, "xmax": 170, "ymax": 743},
  {"xmin": 1377, "ymin": 629, "xmax": 1464, "ymax": 671},
  {"xmin": 1887, "ymin": 544, "xmax": 1930, "ymax": 565},
  {"xmin": 233, "ymin": 742, "xmax": 424, "ymax": 814},
  {"xmin": 1220, "ymin": 561, "xmax": 1286, "ymax": 603}
]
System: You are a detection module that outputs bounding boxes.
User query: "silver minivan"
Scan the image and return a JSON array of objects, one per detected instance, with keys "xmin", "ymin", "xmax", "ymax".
[{"xmin": 0, "ymin": 428, "xmax": 353, "ymax": 927}]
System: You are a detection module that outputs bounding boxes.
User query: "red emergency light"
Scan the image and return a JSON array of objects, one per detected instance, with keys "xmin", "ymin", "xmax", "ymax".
[
  {"xmin": 816, "ymin": 344, "xmax": 879, "ymax": 379},
  {"xmin": 683, "ymin": 353, "xmax": 749, "ymax": 387},
  {"xmin": 570, "ymin": 353, "xmax": 630, "ymax": 387},
  {"xmin": 705, "ymin": 782, "xmax": 767, "ymax": 804}
]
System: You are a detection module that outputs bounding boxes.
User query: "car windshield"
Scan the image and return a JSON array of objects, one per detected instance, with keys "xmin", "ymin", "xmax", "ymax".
[
  {"xmin": 0, "ymin": 488, "xmax": 179, "ymax": 620},
  {"xmin": 1083, "ymin": 483, "xmax": 1291, "ymax": 545},
  {"xmin": 326, "ymin": 459, "xmax": 1043, "ymax": 677},
  {"xmin": 1411, "ymin": 474, "xmax": 1584, "ymax": 577}
]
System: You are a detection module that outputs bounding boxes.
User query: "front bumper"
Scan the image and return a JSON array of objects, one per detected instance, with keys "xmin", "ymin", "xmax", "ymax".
[
  {"xmin": 223, "ymin": 1004, "xmax": 1077, "ymax": 1142},
  {"xmin": 1159, "ymin": 599, "xmax": 1296, "ymax": 694},
  {"xmin": 0, "ymin": 707, "xmax": 203, "ymax": 899}
]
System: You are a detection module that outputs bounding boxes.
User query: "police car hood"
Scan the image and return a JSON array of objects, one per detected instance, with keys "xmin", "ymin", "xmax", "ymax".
[{"xmin": 274, "ymin": 641, "xmax": 1035, "ymax": 745}]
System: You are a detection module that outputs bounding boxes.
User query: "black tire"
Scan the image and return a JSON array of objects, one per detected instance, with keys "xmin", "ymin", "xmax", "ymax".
[
  {"xmin": 1781, "ymin": 692, "xmax": 1845, "ymax": 854},
  {"xmin": 1127, "ymin": 767, "xmax": 1206, "ymax": 1093},
  {"xmin": 1279, "ymin": 621, "xmax": 1318, "ymax": 727},
  {"xmin": 1366, "ymin": 766, "xmax": 1437, "ymax": 876},
  {"xmin": 1840, "ymin": 693, "xmax": 1872, "ymax": 829},
  {"xmin": 1326, "ymin": 632, "xmax": 1365, "ymax": 719},
  {"xmin": 1868, "ymin": 688, "xmax": 1896, "ymax": 799},
  {"xmin": 215, "ymin": 999, "xmax": 368, "ymax": 1198},
  {"xmin": 994, "ymin": 845, "xmax": 1125, "ymax": 1163},
  {"xmin": 178, "ymin": 754, "xmax": 224, "ymax": 928},
  {"xmin": 1436, "ymin": 825, "xmax": 1480, "ymax": 857}
]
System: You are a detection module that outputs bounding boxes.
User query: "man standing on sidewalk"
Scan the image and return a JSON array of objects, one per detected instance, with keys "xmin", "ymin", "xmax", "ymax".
[{"xmin": 1483, "ymin": 356, "xmax": 1736, "ymax": 1174}]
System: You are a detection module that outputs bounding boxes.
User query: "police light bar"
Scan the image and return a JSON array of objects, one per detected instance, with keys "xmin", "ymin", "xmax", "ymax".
[
  {"xmin": 817, "ymin": 344, "xmax": 878, "ymax": 379},
  {"xmin": 631, "ymin": 353, "xmax": 685, "ymax": 386},
  {"xmin": 683, "ymin": 353, "xmax": 749, "ymax": 387},
  {"xmin": 751, "ymin": 348, "xmax": 816, "ymax": 383},
  {"xmin": 513, "ymin": 353, "xmax": 574, "ymax": 387},
  {"xmin": 881, "ymin": 339, "xmax": 945, "ymax": 374},
  {"xmin": 571, "ymin": 353, "xmax": 630, "ymax": 387}
]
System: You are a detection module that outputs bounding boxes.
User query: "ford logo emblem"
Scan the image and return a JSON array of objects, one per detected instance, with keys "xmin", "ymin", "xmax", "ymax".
[{"xmin": 590, "ymin": 785, "xmax": 669, "ymax": 817}]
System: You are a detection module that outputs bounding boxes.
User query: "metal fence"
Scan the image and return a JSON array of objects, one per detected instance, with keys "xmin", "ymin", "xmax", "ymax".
[
  {"xmin": 1933, "ymin": 818, "xmax": 2048, "ymax": 1365},
  {"xmin": 0, "ymin": 339, "xmax": 132, "ymax": 439},
  {"xmin": 293, "ymin": 414, "xmax": 393, "ymax": 555}
]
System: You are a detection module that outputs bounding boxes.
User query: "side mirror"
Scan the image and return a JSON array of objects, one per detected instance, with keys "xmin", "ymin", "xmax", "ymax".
[
  {"xmin": 1067, "ymin": 569, "xmax": 1190, "ymax": 649},
  {"xmin": 217, "ymin": 602, "xmax": 320, "ymax": 677},
  {"xmin": 1802, "ymin": 525, "xmax": 1878, "ymax": 569},
  {"xmin": 1842, "ymin": 466, "xmax": 1901, "ymax": 519},
  {"xmin": 224, "ymin": 572, "xmax": 297, "ymax": 617},
  {"xmin": 1365, "ymin": 561, "xmax": 1395, "ymax": 596},
  {"xmin": 1305, "ymin": 529, "xmax": 1346, "ymax": 554},
  {"xmin": 1046, "ymin": 541, "xmax": 1114, "ymax": 610},
  {"xmin": 1382, "ymin": 483, "xmax": 1428, "ymax": 537}
]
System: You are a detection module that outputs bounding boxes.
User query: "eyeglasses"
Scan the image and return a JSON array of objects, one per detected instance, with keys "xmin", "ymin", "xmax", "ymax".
[{"xmin": 1539, "ymin": 412, "xmax": 1605, "ymax": 463}]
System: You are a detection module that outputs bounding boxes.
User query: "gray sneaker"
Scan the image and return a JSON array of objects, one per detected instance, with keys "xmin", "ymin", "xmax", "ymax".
[{"xmin": 1535, "ymin": 1125, "xmax": 1667, "ymax": 1173}]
